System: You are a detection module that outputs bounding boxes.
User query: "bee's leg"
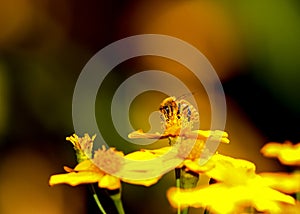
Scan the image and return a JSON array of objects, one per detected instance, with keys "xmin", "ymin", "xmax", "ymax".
[
  {"xmin": 168, "ymin": 137, "xmax": 178, "ymax": 146},
  {"xmin": 177, "ymin": 103, "xmax": 181, "ymax": 117}
]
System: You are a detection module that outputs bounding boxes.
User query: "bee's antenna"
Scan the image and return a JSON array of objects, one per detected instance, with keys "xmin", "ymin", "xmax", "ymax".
[{"xmin": 176, "ymin": 90, "xmax": 199, "ymax": 101}]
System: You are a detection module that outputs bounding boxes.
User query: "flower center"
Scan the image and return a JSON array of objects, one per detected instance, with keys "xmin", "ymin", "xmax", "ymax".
[
  {"xmin": 177, "ymin": 139, "xmax": 205, "ymax": 160},
  {"xmin": 78, "ymin": 134, "xmax": 95, "ymax": 157},
  {"xmin": 93, "ymin": 146, "xmax": 124, "ymax": 174}
]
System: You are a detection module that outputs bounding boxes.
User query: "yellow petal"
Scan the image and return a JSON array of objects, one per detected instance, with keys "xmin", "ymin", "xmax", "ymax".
[
  {"xmin": 251, "ymin": 186, "xmax": 295, "ymax": 212},
  {"xmin": 141, "ymin": 146, "xmax": 172, "ymax": 156},
  {"xmin": 128, "ymin": 129, "xmax": 162, "ymax": 139},
  {"xmin": 49, "ymin": 160, "xmax": 105, "ymax": 187},
  {"xmin": 74, "ymin": 160, "xmax": 97, "ymax": 171},
  {"xmin": 260, "ymin": 142, "xmax": 283, "ymax": 157},
  {"xmin": 98, "ymin": 174, "xmax": 121, "ymax": 190},
  {"xmin": 260, "ymin": 172, "xmax": 300, "ymax": 194},
  {"xmin": 49, "ymin": 171, "xmax": 103, "ymax": 186},
  {"xmin": 125, "ymin": 146, "xmax": 173, "ymax": 161},
  {"xmin": 122, "ymin": 176, "xmax": 161, "ymax": 187},
  {"xmin": 278, "ymin": 149, "xmax": 300, "ymax": 165},
  {"xmin": 118, "ymin": 148, "xmax": 176, "ymax": 186},
  {"xmin": 63, "ymin": 166, "xmax": 75, "ymax": 172},
  {"xmin": 183, "ymin": 159, "xmax": 214, "ymax": 173},
  {"xmin": 119, "ymin": 158, "xmax": 166, "ymax": 183},
  {"xmin": 167, "ymin": 184, "xmax": 238, "ymax": 213},
  {"xmin": 192, "ymin": 130, "xmax": 229, "ymax": 144},
  {"xmin": 167, "ymin": 183, "xmax": 295, "ymax": 214},
  {"xmin": 203, "ymin": 154, "xmax": 256, "ymax": 184},
  {"xmin": 125, "ymin": 150, "xmax": 158, "ymax": 160},
  {"xmin": 261, "ymin": 142, "xmax": 300, "ymax": 165}
]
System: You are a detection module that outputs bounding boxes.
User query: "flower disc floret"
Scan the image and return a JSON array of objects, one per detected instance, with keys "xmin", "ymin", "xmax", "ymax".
[{"xmin": 93, "ymin": 146, "xmax": 125, "ymax": 175}]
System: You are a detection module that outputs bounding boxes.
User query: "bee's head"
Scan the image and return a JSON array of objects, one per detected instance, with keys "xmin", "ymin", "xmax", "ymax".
[{"xmin": 159, "ymin": 96, "xmax": 178, "ymax": 121}]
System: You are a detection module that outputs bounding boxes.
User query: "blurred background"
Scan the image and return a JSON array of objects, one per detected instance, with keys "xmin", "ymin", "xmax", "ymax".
[{"xmin": 0, "ymin": 0, "xmax": 299, "ymax": 213}]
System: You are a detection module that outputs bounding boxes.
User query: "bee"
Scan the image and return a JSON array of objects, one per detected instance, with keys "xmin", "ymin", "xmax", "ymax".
[{"xmin": 159, "ymin": 96, "xmax": 199, "ymax": 133}]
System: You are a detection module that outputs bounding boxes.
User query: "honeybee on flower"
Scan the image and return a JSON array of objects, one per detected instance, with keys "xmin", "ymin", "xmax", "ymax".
[
  {"xmin": 128, "ymin": 95, "xmax": 229, "ymax": 145},
  {"xmin": 159, "ymin": 96, "xmax": 199, "ymax": 135},
  {"xmin": 128, "ymin": 95, "xmax": 229, "ymax": 188}
]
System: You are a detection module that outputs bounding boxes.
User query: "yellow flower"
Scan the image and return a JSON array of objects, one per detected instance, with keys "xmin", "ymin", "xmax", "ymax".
[
  {"xmin": 128, "ymin": 129, "xmax": 229, "ymax": 171},
  {"xmin": 261, "ymin": 141, "xmax": 300, "ymax": 166},
  {"xmin": 49, "ymin": 146, "xmax": 124, "ymax": 190},
  {"xmin": 49, "ymin": 134, "xmax": 160, "ymax": 189},
  {"xmin": 49, "ymin": 159, "xmax": 121, "ymax": 190},
  {"xmin": 167, "ymin": 154, "xmax": 296, "ymax": 214}
]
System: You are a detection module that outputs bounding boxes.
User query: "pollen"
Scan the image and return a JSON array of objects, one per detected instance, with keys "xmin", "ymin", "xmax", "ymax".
[
  {"xmin": 177, "ymin": 139, "xmax": 205, "ymax": 160},
  {"xmin": 77, "ymin": 133, "xmax": 95, "ymax": 157}
]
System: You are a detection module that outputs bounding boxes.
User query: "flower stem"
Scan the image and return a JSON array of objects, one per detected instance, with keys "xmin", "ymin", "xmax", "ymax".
[
  {"xmin": 203, "ymin": 208, "xmax": 210, "ymax": 214},
  {"xmin": 175, "ymin": 168, "xmax": 181, "ymax": 214},
  {"xmin": 181, "ymin": 169, "xmax": 199, "ymax": 214},
  {"xmin": 90, "ymin": 185, "xmax": 107, "ymax": 214},
  {"xmin": 110, "ymin": 191, "xmax": 125, "ymax": 214},
  {"xmin": 181, "ymin": 208, "xmax": 189, "ymax": 214},
  {"xmin": 180, "ymin": 169, "xmax": 199, "ymax": 189}
]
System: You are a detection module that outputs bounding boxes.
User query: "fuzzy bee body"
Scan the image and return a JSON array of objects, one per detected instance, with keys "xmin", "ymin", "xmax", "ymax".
[{"xmin": 159, "ymin": 96, "xmax": 199, "ymax": 133}]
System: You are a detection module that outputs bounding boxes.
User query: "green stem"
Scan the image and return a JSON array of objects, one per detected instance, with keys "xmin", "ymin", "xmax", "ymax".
[
  {"xmin": 90, "ymin": 185, "xmax": 107, "ymax": 214},
  {"xmin": 181, "ymin": 207, "xmax": 189, "ymax": 214},
  {"xmin": 110, "ymin": 191, "xmax": 125, "ymax": 214},
  {"xmin": 176, "ymin": 180, "xmax": 181, "ymax": 214},
  {"xmin": 175, "ymin": 168, "xmax": 181, "ymax": 214},
  {"xmin": 177, "ymin": 168, "xmax": 200, "ymax": 214}
]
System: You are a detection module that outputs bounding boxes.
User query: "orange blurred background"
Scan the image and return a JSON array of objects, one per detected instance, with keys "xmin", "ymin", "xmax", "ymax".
[{"xmin": 0, "ymin": 0, "xmax": 299, "ymax": 213}]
